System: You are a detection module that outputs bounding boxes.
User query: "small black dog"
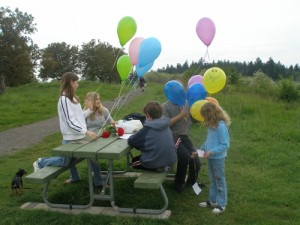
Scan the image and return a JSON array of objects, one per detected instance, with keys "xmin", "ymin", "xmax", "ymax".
[{"xmin": 11, "ymin": 168, "xmax": 27, "ymax": 194}]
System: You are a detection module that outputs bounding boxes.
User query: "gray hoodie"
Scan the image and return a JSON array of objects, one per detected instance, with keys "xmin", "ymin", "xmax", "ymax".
[{"xmin": 128, "ymin": 118, "xmax": 177, "ymax": 168}]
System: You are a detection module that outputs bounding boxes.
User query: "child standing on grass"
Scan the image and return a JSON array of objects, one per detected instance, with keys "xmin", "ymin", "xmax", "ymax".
[{"xmin": 198, "ymin": 102, "xmax": 231, "ymax": 214}]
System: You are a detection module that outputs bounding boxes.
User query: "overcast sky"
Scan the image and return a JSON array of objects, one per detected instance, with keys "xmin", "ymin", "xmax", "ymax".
[{"xmin": 1, "ymin": 0, "xmax": 300, "ymax": 70}]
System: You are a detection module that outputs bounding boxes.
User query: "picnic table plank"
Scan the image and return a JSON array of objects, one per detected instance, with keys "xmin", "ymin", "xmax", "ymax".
[
  {"xmin": 97, "ymin": 138, "xmax": 131, "ymax": 160},
  {"xmin": 73, "ymin": 137, "xmax": 119, "ymax": 158}
]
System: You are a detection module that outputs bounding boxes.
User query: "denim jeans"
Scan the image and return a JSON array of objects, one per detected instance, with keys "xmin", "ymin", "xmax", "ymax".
[
  {"xmin": 38, "ymin": 156, "xmax": 71, "ymax": 168},
  {"xmin": 37, "ymin": 140, "xmax": 80, "ymax": 181},
  {"xmin": 38, "ymin": 140, "xmax": 102, "ymax": 185},
  {"xmin": 207, "ymin": 158, "xmax": 227, "ymax": 207},
  {"xmin": 63, "ymin": 140, "xmax": 103, "ymax": 185},
  {"xmin": 91, "ymin": 159, "xmax": 103, "ymax": 186},
  {"xmin": 62, "ymin": 140, "xmax": 81, "ymax": 182}
]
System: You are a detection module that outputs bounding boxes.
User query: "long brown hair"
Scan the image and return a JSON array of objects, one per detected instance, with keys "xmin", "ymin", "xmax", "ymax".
[
  {"xmin": 200, "ymin": 102, "xmax": 231, "ymax": 128},
  {"xmin": 59, "ymin": 72, "xmax": 80, "ymax": 103},
  {"xmin": 84, "ymin": 92, "xmax": 104, "ymax": 120}
]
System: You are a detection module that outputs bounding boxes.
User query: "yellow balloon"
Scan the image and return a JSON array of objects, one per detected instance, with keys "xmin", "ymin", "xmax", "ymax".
[
  {"xmin": 189, "ymin": 100, "xmax": 208, "ymax": 122},
  {"xmin": 203, "ymin": 67, "xmax": 226, "ymax": 94}
]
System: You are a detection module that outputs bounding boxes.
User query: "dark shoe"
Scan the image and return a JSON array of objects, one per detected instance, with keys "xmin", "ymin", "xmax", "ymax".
[
  {"xmin": 199, "ymin": 201, "xmax": 218, "ymax": 208},
  {"xmin": 186, "ymin": 179, "xmax": 196, "ymax": 186},
  {"xmin": 186, "ymin": 179, "xmax": 206, "ymax": 188},
  {"xmin": 96, "ymin": 185, "xmax": 104, "ymax": 194},
  {"xmin": 96, "ymin": 185, "xmax": 103, "ymax": 190},
  {"xmin": 174, "ymin": 183, "xmax": 185, "ymax": 193},
  {"xmin": 198, "ymin": 182, "xmax": 206, "ymax": 188}
]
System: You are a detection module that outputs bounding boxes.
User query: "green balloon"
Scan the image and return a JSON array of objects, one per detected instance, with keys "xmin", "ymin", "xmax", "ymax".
[
  {"xmin": 117, "ymin": 55, "xmax": 132, "ymax": 81},
  {"xmin": 117, "ymin": 16, "xmax": 137, "ymax": 46}
]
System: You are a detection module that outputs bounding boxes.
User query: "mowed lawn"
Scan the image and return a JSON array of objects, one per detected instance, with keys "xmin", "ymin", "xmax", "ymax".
[{"xmin": 0, "ymin": 81, "xmax": 299, "ymax": 225}]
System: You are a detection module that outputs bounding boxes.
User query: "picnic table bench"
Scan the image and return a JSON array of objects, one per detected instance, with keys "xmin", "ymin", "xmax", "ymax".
[{"xmin": 24, "ymin": 137, "xmax": 172, "ymax": 215}]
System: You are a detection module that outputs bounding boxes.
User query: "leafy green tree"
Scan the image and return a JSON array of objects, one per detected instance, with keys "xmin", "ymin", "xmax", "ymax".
[
  {"xmin": 39, "ymin": 42, "xmax": 79, "ymax": 81},
  {"xmin": 79, "ymin": 39, "xmax": 122, "ymax": 83},
  {"xmin": 224, "ymin": 66, "xmax": 240, "ymax": 85},
  {"xmin": 0, "ymin": 7, "xmax": 38, "ymax": 93},
  {"xmin": 278, "ymin": 77, "xmax": 299, "ymax": 102}
]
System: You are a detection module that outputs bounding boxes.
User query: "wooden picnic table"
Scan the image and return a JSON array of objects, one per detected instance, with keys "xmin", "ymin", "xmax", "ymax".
[
  {"xmin": 50, "ymin": 136, "xmax": 132, "ymax": 209},
  {"xmin": 25, "ymin": 135, "xmax": 170, "ymax": 215}
]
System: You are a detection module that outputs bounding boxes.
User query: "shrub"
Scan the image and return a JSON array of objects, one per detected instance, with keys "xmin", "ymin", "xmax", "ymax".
[
  {"xmin": 250, "ymin": 71, "xmax": 277, "ymax": 96},
  {"xmin": 277, "ymin": 78, "xmax": 299, "ymax": 102}
]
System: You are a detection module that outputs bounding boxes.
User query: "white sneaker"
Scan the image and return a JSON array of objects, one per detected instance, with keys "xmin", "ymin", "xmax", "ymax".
[
  {"xmin": 199, "ymin": 201, "xmax": 218, "ymax": 208},
  {"xmin": 33, "ymin": 161, "xmax": 40, "ymax": 172},
  {"xmin": 212, "ymin": 206, "xmax": 226, "ymax": 214}
]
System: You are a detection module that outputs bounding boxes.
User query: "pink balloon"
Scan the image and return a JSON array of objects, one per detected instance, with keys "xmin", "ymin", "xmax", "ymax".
[
  {"xmin": 196, "ymin": 17, "xmax": 216, "ymax": 47},
  {"xmin": 129, "ymin": 37, "xmax": 144, "ymax": 65},
  {"xmin": 187, "ymin": 75, "xmax": 203, "ymax": 88}
]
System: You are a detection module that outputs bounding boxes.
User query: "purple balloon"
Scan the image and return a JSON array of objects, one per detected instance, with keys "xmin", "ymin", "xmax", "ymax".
[
  {"xmin": 196, "ymin": 17, "xmax": 216, "ymax": 47},
  {"xmin": 187, "ymin": 75, "xmax": 203, "ymax": 88}
]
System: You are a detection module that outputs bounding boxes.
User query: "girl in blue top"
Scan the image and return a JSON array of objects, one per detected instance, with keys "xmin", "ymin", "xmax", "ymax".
[{"xmin": 198, "ymin": 102, "xmax": 231, "ymax": 214}]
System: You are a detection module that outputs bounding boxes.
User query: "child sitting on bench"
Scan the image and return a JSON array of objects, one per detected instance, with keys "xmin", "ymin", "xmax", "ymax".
[{"xmin": 128, "ymin": 101, "xmax": 177, "ymax": 172}]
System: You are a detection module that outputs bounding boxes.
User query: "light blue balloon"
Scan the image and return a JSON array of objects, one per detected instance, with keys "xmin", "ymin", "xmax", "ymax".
[
  {"xmin": 138, "ymin": 37, "xmax": 161, "ymax": 67},
  {"xmin": 187, "ymin": 83, "xmax": 207, "ymax": 107},
  {"xmin": 136, "ymin": 61, "xmax": 154, "ymax": 77},
  {"xmin": 164, "ymin": 80, "xmax": 186, "ymax": 106}
]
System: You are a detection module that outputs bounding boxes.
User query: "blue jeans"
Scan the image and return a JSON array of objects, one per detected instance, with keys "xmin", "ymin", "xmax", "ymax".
[
  {"xmin": 91, "ymin": 159, "xmax": 103, "ymax": 186},
  {"xmin": 37, "ymin": 140, "xmax": 80, "ymax": 182},
  {"xmin": 207, "ymin": 158, "xmax": 227, "ymax": 207},
  {"xmin": 38, "ymin": 140, "xmax": 103, "ymax": 185}
]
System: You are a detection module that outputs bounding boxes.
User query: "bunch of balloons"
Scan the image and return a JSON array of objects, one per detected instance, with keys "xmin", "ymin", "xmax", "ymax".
[
  {"xmin": 164, "ymin": 67, "xmax": 226, "ymax": 122},
  {"xmin": 116, "ymin": 16, "xmax": 162, "ymax": 81}
]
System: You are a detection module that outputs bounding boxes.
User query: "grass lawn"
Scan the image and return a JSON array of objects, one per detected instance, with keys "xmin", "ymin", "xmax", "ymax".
[{"xmin": 0, "ymin": 81, "xmax": 299, "ymax": 225}]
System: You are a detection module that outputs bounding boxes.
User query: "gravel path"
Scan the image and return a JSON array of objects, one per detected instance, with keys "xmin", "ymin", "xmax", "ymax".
[{"xmin": 0, "ymin": 90, "xmax": 143, "ymax": 156}]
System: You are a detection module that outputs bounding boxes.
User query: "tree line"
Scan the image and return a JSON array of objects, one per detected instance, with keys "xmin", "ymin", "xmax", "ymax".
[
  {"xmin": 1, "ymin": 7, "xmax": 299, "ymax": 95},
  {"xmin": 158, "ymin": 57, "xmax": 300, "ymax": 82}
]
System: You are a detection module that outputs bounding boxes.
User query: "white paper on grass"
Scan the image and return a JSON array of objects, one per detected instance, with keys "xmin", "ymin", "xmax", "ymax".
[{"xmin": 192, "ymin": 183, "xmax": 202, "ymax": 195}]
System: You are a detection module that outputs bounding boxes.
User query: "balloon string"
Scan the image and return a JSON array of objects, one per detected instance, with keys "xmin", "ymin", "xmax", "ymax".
[
  {"xmin": 97, "ymin": 80, "xmax": 127, "ymax": 137},
  {"xmin": 111, "ymin": 48, "xmax": 122, "ymax": 74},
  {"xmin": 192, "ymin": 47, "xmax": 211, "ymax": 75},
  {"xmin": 204, "ymin": 47, "xmax": 210, "ymax": 62},
  {"xmin": 111, "ymin": 79, "xmax": 138, "ymax": 119}
]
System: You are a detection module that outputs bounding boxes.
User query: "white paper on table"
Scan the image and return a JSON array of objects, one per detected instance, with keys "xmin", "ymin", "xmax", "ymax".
[
  {"xmin": 197, "ymin": 150, "xmax": 205, "ymax": 158},
  {"xmin": 192, "ymin": 183, "xmax": 202, "ymax": 195},
  {"xmin": 118, "ymin": 133, "xmax": 133, "ymax": 140}
]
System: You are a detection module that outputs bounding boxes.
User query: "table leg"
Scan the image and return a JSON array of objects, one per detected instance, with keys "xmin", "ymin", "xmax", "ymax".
[{"xmin": 41, "ymin": 159, "xmax": 95, "ymax": 209}]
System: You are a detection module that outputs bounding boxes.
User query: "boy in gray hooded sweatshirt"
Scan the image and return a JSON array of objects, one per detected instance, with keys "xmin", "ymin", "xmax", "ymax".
[{"xmin": 128, "ymin": 101, "xmax": 177, "ymax": 172}]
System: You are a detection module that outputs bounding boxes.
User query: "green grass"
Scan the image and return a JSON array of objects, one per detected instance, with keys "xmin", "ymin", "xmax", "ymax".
[
  {"xmin": 0, "ymin": 81, "xmax": 129, "ymax": 131},
  {"xmin": 0, "ymin": 82, "xmax": 300, "ymax": 225}
]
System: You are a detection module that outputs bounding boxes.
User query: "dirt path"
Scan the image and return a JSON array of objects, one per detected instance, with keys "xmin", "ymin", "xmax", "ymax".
[{"xmin": 0, "ymin": 90, "xmax": 143, "ymax": 156}]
